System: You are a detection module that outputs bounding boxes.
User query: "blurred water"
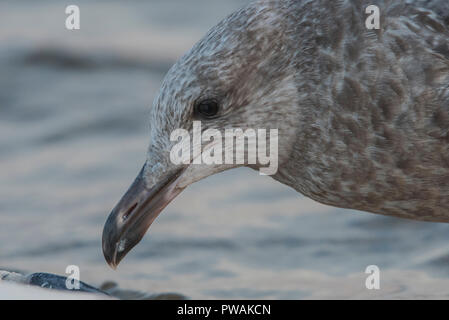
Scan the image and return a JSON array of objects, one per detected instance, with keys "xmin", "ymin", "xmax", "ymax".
[{"xmin": 2, "ymin": 0, "xmax": 449, "ymax": 299}]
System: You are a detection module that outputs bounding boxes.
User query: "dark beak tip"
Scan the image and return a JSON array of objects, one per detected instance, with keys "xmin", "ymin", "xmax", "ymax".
[
  {"xmin": 103, "ymin": 247, "xmax": 116, "ymax": 269},
  {"xmin": 101, "ymin": 165, "xmax": 186, "ymax": 268},
  {"xmin": 102, "ymin": 228, "xmax": 128, "ymax": 270},
  {"xmin": 103, "ymin": 247, "xmax": 119, "ymax": 270},
  {"xmin": 108, "ymin": 261, "xmax": 118, "ymax": 270},
  {"xmin": 102, "ymin": 249, "xmax": 116, "ymax": 270},
  {"xmin": 102, "ymin": 233, "xmax": 118, "ymax": 270}
]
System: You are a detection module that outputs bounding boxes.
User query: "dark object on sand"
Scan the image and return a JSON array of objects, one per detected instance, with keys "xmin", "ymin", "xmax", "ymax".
[
  {"xmin": 27, "ymin": 273, "xmax": 109, "ymax": 296},
  {"xmin": 1, "ymin": 270, "xmax": 186, "ymax": 299},
  {"xmin": 0, "ymin": 270, "xmax": 109, "ymax": 296}
]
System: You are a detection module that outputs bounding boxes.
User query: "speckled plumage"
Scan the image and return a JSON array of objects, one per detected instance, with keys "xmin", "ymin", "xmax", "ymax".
[
  {"xmin": 268, "ymin": 0, "xmax": 449, "ymax": 221},
  {"xmin": 145, "ymin": 0, "xmax": 449, "ymax": 222}
]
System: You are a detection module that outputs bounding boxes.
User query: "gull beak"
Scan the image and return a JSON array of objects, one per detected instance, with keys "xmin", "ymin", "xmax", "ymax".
[{"xmin": 102, "ymin": 164, "xmax": 185, "ymax": 269}]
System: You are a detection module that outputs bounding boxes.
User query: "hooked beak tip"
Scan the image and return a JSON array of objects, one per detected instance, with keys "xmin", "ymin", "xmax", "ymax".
[
  {"xmin": 102, "ymin": 215, "xmax": 126, "ymax": 270},
  {"xmin": 105, "ymin": 259, "xmax": 117, "ymax": 270},
  {"xmin": 108, "ymin": 261, "xmax": 118, "ymax": 270},
  {"xmin": 101, "ymin": 165, "xmax": 186, "ymax": 268},
  {"xmin": 102, "ymin": 237, "xmax": 118, "ymax": 269}
]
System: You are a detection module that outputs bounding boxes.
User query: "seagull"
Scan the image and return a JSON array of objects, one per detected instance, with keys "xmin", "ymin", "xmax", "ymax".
[{"xmin": 102, "ymin": 0, "xmax": 449, "ymax": 268}]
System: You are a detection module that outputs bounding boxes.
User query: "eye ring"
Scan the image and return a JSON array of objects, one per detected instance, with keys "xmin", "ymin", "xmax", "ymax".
[{"xmin": 194, "ymin": 99, "xmax": 220, "ymax": 119}]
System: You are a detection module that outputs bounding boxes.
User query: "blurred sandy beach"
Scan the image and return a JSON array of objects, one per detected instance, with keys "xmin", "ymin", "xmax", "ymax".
[{"xmin": 2, "ymin": 0, "xmax": 449, "ymax": 299}]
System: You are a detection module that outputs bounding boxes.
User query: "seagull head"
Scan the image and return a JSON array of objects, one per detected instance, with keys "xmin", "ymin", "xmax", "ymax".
[{"xmin": 102, "ymin": 2, "xmax": 302, "ymax": 268}]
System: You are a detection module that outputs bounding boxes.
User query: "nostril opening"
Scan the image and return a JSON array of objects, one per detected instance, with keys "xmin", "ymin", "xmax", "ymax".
[{"xmin": 123, "ymin": 202, "xmax": 138, "ymax": 221}]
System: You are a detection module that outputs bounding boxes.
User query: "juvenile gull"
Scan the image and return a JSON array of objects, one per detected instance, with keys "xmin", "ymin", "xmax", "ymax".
[{"xmin": 102, "ymin": 0, "xmax": 449, "ymax": 268}]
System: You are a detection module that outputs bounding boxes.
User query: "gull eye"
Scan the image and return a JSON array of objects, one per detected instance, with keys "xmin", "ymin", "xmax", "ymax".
[{"xmin": 194, "ymin": 99, "xmax": 220, "ymax": 119}]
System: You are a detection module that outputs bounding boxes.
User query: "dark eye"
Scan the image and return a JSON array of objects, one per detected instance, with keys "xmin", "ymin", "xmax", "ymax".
[{"xmin": 194, "ymin": 99, "xmax": 220, "ymax": 119}]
